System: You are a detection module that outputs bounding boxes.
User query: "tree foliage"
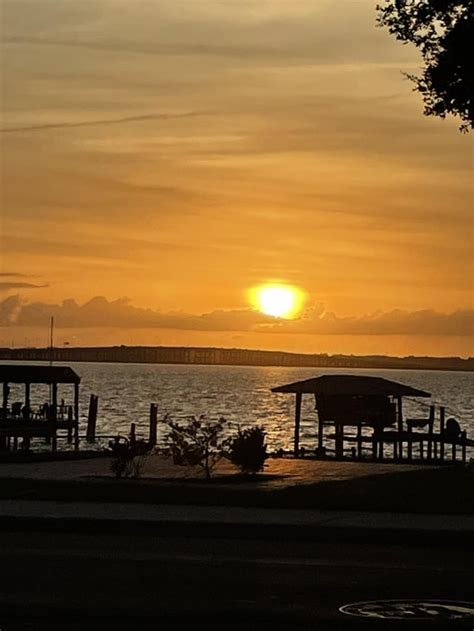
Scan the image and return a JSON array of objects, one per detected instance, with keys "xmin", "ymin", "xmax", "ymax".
[{"xmin": 377, "ymin": 0, "xmax": 473, "ymax": 130}]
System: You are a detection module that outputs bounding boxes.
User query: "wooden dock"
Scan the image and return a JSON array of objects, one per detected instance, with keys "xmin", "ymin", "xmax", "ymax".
[
  {"xmin": 272, "ymin": 375, "xmax": 472, "ymax": 464},
  {"xmin": 0, "ymin": 365, "xmax": 80, "ymax": 452}
]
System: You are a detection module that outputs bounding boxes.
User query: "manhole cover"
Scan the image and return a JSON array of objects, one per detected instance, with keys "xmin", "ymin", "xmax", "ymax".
[{"xmin": 339, "ymin": 599, "xmax": 474, "ymax": 620}]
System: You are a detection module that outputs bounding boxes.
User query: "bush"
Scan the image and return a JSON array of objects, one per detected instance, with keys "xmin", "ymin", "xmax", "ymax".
[
  {"xmin": 228, "ymin": 426, "xmax": 267, "ymax": 475},
  {"xmin": 108, "ymin": 435, "xmax": 151, "ymax": 478},
  {"xmin": 160, "ymin": 415, "xmax": 228, "ymax": 480}
]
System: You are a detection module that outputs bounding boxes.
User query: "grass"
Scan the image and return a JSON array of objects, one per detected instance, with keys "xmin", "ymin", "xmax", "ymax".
[
  {"xmin": 0, "ymin": 450, "xmax": 106, "ymax": 463},
  {"xmin": 1, "ymin": 465, "xmax": 472, "ymax": 514}
]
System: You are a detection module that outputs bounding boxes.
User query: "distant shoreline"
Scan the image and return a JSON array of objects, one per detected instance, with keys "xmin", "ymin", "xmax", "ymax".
[{"xmin": 0, "ymin": 346, "xmax": 472, "ymax": 372}]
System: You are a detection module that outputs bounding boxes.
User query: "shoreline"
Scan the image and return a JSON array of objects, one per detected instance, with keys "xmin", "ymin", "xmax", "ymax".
[{"xmin": 1, "ymin": 349, "xmax": 472, "ymax": 373}]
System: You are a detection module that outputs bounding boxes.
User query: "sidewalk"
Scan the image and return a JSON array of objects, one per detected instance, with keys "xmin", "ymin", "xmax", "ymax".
[{"xmin": 0, "ymin": 499, "xmax": 472, "ymax": 543}]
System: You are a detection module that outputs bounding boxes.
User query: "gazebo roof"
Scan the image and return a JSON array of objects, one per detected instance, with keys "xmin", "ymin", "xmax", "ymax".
[
  {"xmin": 0, "ymin": 364, "xmax": 81, "ymax": 385},
  {"xmin": 271, "ymin": 374, "xmax": 430, "ymax": 398}
]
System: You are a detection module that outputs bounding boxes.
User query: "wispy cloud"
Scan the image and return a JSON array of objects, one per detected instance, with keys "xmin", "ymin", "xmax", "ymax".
[
  {"xmin": 3, "ymin": 36, "xmax": 284, "ymax": 60},
  {"xmin": 0, "ymin": 272, "xmax": 31, "ymax": 278},
  {"xmin": 0, "ymin": 283, "xmax": 49, "ymax": 291},
  {"xmin": 0, "ymin": 111, "xmax": 209, "ymax": 134},
  {"xmin": 0, "ymin": 273, "xmax": 47, "ymax": 290}
]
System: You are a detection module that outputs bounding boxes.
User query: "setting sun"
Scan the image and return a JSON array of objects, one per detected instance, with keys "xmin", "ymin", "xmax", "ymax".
[{"xmin": 250, "ymin": 284, "xmax": 304, "ymax": 319}]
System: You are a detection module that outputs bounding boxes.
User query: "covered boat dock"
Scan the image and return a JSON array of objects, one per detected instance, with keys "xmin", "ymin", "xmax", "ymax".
[
  {"xmin": 0, "ymin": 365, "xmax": 81, "ymax": 451},
  {"xmin": 272, "ymin": 374, "xmax": 471, "ymax": 463}
]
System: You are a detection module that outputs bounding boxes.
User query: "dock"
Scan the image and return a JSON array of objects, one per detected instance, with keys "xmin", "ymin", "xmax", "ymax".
[
  {"xmin": 272, "ymin": 374, "xmax": 473, "ymax": 464},
  {"xmin": 0, "ymin": 365, "xmax": 80, "ymax": 451}
]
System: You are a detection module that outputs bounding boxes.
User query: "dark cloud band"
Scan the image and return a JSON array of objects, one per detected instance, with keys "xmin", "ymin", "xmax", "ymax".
[{"xmin": 0, "ymin": 295, "xmax": 471, "ymax": 337}]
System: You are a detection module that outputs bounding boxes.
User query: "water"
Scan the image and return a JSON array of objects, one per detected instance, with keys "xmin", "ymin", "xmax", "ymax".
[{"xmin": 6, "ymin": 362, "xmax": 472, "ymax": 452}]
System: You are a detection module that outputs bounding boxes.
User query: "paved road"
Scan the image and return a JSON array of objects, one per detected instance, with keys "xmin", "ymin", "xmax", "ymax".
[{"xmin": 0, "ymin": 529, "xmax": 472, "ymax": 630}]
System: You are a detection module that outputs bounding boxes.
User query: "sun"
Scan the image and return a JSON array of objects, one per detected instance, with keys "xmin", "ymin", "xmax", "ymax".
[{"xmin": 250, "ymin": 284, "xmax": 304, "ymax": 319}]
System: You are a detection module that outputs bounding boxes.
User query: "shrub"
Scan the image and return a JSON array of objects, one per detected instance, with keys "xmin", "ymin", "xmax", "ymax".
[
  {"xmin": 227, "ymin": 426, "xmax": 267, "ymax": 475},
  {"xmin": 108, "ymin": 435, "xmax": 151, "ymax": 478},
  {"xmin": 160, "ymin": 415, "xmax": 228, "ymax": 480}
]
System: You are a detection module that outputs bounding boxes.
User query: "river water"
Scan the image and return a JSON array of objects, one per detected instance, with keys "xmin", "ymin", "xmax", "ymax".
[{"xmin": 6, "ymin": 362, "xmax": 472, "ymax": 453}]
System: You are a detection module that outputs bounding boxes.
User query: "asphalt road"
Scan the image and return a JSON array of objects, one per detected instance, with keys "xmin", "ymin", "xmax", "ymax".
[{"xmin": 0, "ymin": 529, "xmax": 472, "ymax": 630}]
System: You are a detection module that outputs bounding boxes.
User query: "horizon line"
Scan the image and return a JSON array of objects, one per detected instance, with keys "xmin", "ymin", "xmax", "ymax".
[{"xmin": 0, "ymin": 344, "xmax": 472, "ymax": 362}]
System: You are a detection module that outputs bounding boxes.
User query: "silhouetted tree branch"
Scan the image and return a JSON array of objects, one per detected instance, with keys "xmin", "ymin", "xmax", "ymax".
[
  {"xmin": 377, "ymin": 0, "xmax": 473, "ymax": 131},
  {"xmin": 160, "ymin": 415, "xmax": 228, "ymax": 480}
]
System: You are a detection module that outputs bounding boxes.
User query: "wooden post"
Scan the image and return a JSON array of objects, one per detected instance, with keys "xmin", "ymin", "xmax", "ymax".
[
  {"xmin": 2, "ymin": 382, "xmax": 8, "ymax": 417},
  {"xmin": 427, "ymin": 405, "xmax": 435, "ymax": 461},
  {"xmin": 149, "ymin": 403, "xmax": 158, "ymax": 447},
  {"xmin": 317, "ymin": 401, "xmax": 324, "ymax": 454},
  {"xmin": 86, "ymin": 394, "xmax": 98, "ymax": 443},
  {"xmin": 461, "ymin": 431, "xmax": 467, "ymax": 463},
  {"xmin": 130, "ymin": 422, "xmax": 136, "ymax": 447},
  {"xmin": 397, "ymin": 396, "xmax": 403, "ymax": 461},
  {"xmin": 1, "ymin": 382, "xmax": 9, "ymax": 450},
  {"xmin": 452, "ymin": 440, "xmax": 456, "ymax": 463},
  {"xmin": 357, "ymin": 423, "xmax": 362, "ymax": 459},
  {"xmin": 24, "ymin": 383, "xmax": 30, "ymax": 419},
  {"xmin": 294, "ymin": 392, "xmax": 302, "ymax": 457},
  {"xmin": 51, "ymin": 383, "xmax": 58, "ymax": 452},
  {"xmin": 334, "ymin": 423, "xmax": 342, "ymax": 459},
  {"xmin": 407, "ymin": 425, "xmax": 412, "ymax": 462},
  {"xmin": 74, "ymin": 383, "xmax": 80, "ymax": 450},
  {"xmin": 67, "ymin": 406, "xmax": 73, "ymax": 443},
  {"xmin": 440, "ymin": 406, "xmax": 445, "ymax": 463},
  {"xmin": 22, "ymin": 383, "xmax": 29, "ymax": 450},
  {"xmin": 379, "ymin": 432, "xmax": 384, "ymax": 461}
]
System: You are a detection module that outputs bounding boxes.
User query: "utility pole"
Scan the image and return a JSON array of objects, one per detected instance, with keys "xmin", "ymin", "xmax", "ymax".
[{"xmin": 49, "ymin": 316, "xmax": 54, "ymax": 366}]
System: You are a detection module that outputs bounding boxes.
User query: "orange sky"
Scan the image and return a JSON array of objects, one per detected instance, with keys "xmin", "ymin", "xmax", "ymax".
[{"xmin": 1, "ymin": 0, "xmax": 473, "ymax": 356}]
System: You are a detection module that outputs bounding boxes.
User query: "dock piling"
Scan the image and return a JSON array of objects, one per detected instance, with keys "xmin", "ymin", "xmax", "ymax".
[
  {"xmin": 461, "ymin": 431, "xmax": 467, "ymax": 463},
  {"xmin": 51, "ymin": 382, "xmax": 58, "ymax": 452},
  {"xmin": 149, "ymin": 403, "xmax": 158, "ymax": 447},
  {"xmin": 427, "ymin": 405, "xmax": 435, "ymax": 461},
  {"xmin": 86, "ymin": 394, "xmax": 98, "ymax": 443},
  {"xmin": 67, "ymin": 406, "xmax": 73, "ymax": 443},
  {"xmin": 294, "ymin": 392, "xmax": 302, "ymax": 457},
  {"xmin": 440, "ymin": 406, "xmax": 445, "ymax": 463}
]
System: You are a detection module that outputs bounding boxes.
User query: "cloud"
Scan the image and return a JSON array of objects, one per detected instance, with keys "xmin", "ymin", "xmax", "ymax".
[
  {"xmin": 0, "ymin": 273, "xmax": 48, "ymax": 292},
  {"xmin": 0, "ymin": 283, "xmax": 49, "ymax": 291},
  {"xmin": 0, "ymin": 296, "xmax": 471, "ymax": 337},
  {"xmin": 1, "ymin": 1, "xmax": 418, "ymax": 67},
  {"xmin": 0, "ymin": 296, "xmax": 273, "ymax": 331},
  {"xmin": 2, "ymin": 35, "xmax": 289, "ymax": 61},
  {"xmin": 260, "ymin": 309, "xmax": 474, "ymax": 337},
  {"xmin": 0, "ymin": 272, "xmax": 31, "ymax": 278},
  {"xmin": 0, "ymin": 111, "xmax": 208, "ymax": 134}
]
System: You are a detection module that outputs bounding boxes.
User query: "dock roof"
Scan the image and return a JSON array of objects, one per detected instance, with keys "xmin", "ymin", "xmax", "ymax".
[
  {"xmin": 0, "ymin": 364, "xmax": 80, "ymax": 385},
  {"xmin": 271, "ymin": 374, "xmax": 430, "ymax": 398}
]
